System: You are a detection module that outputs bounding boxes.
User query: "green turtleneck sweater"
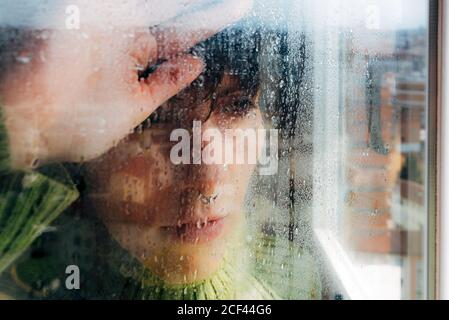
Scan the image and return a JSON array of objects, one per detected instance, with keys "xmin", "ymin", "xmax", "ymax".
[{"xmin": 0, "ymin": 106, "xmax": 321, "ymax": 300}]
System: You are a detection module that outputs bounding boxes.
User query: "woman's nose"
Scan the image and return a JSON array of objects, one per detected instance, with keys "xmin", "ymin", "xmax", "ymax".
[{"xmin": 181, "ymin": 161, "xmax": 222, "ymax": 196}]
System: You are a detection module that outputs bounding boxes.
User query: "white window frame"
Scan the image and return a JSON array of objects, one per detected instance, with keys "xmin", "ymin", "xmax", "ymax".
[
  {"xmin": 310, "ymin": 0, "xmax": 440, "ymax": 300},
  {"xmin": 438, "ymin": 0, "xmax": 448, "ymax": 301}
]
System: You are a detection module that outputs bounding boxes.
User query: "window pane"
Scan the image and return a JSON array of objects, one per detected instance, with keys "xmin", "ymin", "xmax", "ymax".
[
  {"xmin": 0, "ymin": 0, "xmax": 430, "ymax": 300},
  {"xmin": 307, "ymin": 0, "xmax": 429, "ymax": 299}
]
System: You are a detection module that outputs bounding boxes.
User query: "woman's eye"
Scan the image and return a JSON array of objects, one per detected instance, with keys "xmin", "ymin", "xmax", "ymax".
[
  {"xmin": 234, "ymin": 98, "xmax": 252, "ymax": 110},
  {"xmin": 222, "ymin": 97, "xmax": 254, "ymax": 115}
]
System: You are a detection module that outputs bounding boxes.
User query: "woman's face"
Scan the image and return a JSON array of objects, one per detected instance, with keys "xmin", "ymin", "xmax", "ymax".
[{"xmin": 85, "ymin": 73, "xmax": 264, "ymax": 284}]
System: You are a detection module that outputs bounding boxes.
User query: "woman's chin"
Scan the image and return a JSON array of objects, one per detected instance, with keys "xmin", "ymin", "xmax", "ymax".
[
  {"xmin": 141, "ymin": 243, "xmax": 228, "ymax": 285},
  {"xmin": 106, "ymin": 220, "xmax": 241, "ymax": 285}
]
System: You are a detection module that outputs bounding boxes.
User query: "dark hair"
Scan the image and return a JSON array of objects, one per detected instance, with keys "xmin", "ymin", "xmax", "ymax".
[
  {"xmin": 196, "ymin": 27, "xmax": 261, "ymax": 96},
  {"xmin": 147, "ymin": 27, "xmax": 261, "ymax": 126}
]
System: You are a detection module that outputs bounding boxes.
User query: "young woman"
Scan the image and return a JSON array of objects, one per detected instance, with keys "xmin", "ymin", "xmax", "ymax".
[{"xmin": 5, "ymin": 28, "xmax": 321, "ymax": 300}]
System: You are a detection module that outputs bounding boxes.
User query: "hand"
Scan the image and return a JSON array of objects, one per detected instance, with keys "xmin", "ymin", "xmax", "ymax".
[{"xmin": 1, "ymin": 0, "xmax": 252, "ymax": 169}]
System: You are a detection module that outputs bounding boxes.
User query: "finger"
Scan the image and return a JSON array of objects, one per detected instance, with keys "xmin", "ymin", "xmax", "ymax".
[
  {"xmin": 129, "ymin": 29, "xmax": 159, "ymax": 69},
  {"xmin": 129, "ymin": 54, "xmax": 205, "ymax": 128},
  {"xmin": 151, "ymin": 0, "xmax": 254, "ymax": 62}
]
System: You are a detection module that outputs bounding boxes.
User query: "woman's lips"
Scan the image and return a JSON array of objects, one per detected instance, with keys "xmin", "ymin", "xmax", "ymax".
[{"xmin": 161, "ymin": 217, "xmax": 226, "ymax": 244}]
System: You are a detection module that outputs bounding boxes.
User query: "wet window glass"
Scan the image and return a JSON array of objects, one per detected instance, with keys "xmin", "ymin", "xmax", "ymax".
[{"xmin": 0, "ymin": 0, "xmax": 432, "ymax": 300}]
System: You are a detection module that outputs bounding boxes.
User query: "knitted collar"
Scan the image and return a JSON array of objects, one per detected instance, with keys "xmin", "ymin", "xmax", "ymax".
[{"xmin": 99, "ymin": 234, "xmax": 278, "ymax": 300}]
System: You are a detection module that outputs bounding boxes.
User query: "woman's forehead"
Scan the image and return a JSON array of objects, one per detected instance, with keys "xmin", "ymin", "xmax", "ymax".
[{"xmin": 216, "ymin": 73, "xmax": 244, "ymax": 95}]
